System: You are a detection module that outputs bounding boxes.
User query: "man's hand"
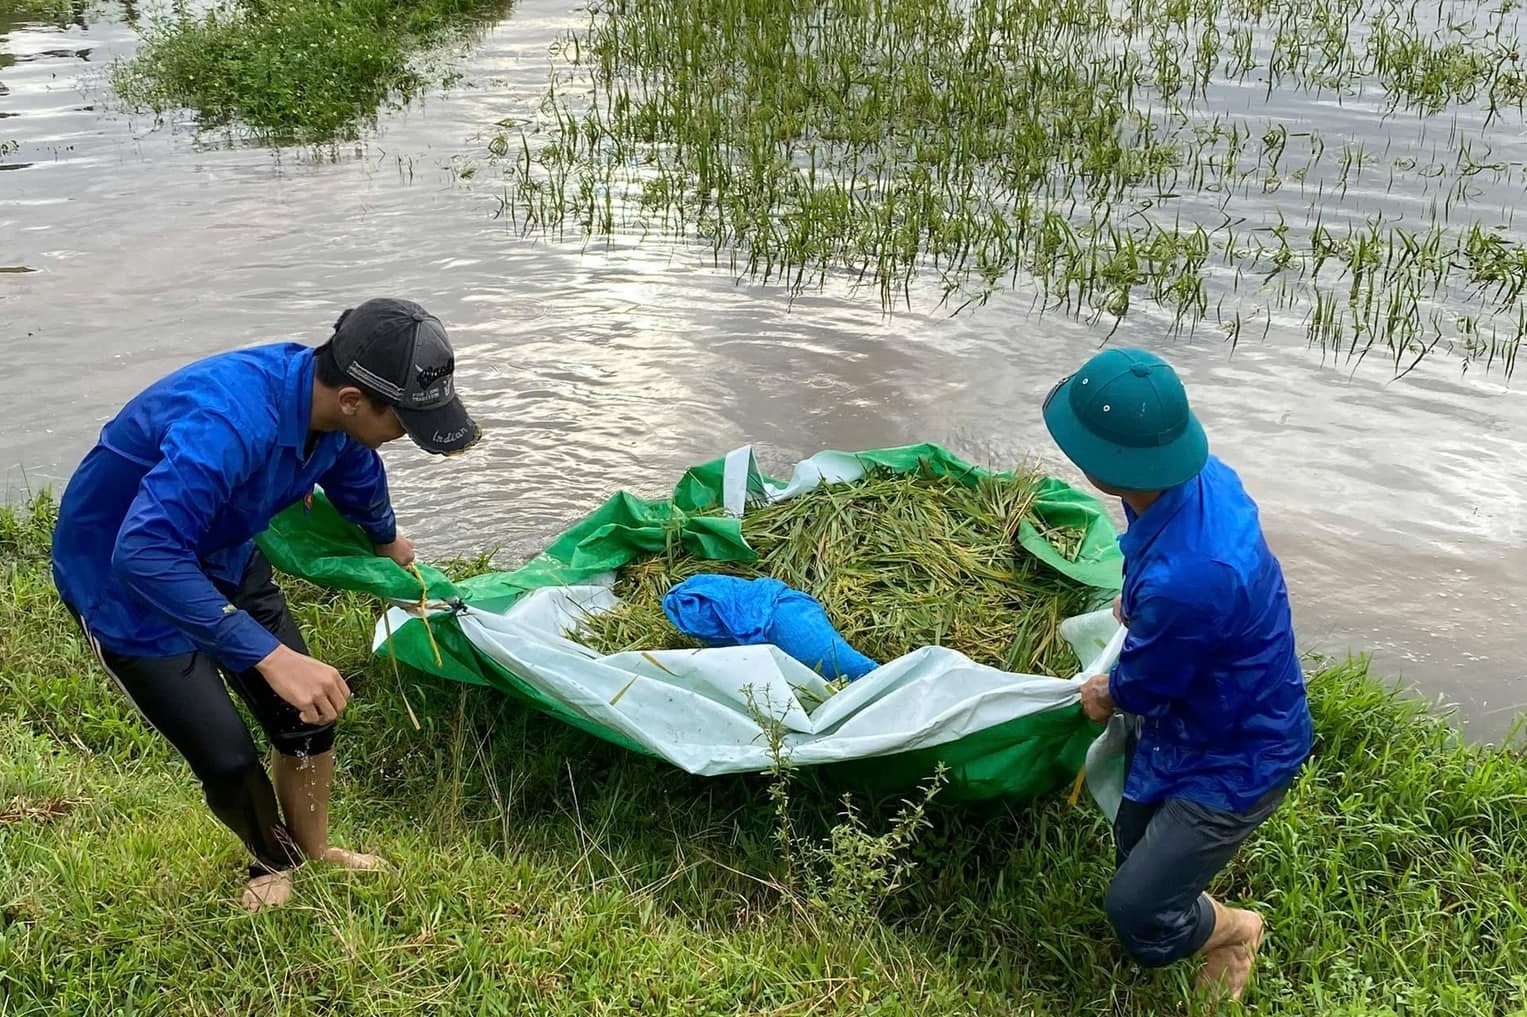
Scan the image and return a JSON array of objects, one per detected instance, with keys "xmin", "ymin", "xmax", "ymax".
[
  {"xmin": 376, "ymin": 534, "xmax": 415, "ymax": 568},
  {"xmin": 1112, "ymin": 595, "xmax": 1127, "ymax": 626},
  {"xmin": 1079, "ymin": 673, "xmax": 1116, "ymax": 724},
  {"xmin": 256, "ymin": 644, "xmax": 351, "ymax": 725}
]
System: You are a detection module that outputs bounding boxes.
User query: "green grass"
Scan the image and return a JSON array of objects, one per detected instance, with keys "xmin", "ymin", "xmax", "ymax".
[
  {"xmin": 110, "ymin": 0, "xmax": 517, "ymax": 146},
  {"xmin": 4, "ymin": 493, "xmax": 1526, "ymax": 1015},
  {"xmin": 495, "ymin": 0, "xmax": 1527, "ymax": 378},
  {"xmin": 0, "ymin": 0, "xmax": 95, "ymax": 24}
]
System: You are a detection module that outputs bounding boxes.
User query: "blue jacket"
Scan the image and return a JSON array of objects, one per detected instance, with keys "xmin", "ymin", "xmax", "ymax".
[
  {"xmin": 52, "ymin": 343, "xmax": 397, "ymax": 672},
  {"xmin": 1108, "ymin": 455, "xmax": 1313, "ymax": 813}
]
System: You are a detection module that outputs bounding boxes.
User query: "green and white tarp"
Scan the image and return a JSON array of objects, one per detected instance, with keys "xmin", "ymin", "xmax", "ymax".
[{"xmin": 257, "ymin": 443, "xmax": 1131, "ymax": 813}]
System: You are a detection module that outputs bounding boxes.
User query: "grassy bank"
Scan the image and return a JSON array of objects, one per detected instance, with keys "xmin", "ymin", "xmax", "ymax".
[
  {"xmin": 3, "ymin": 494, "xmax": 1525, "ymax": 1015},
  {"xmin": 498, "ymin": 0, "xmax": 1527, "ymax": 377},
  {"xmin": 110, "ymin": 0, "xmax": 515, "ymax": 145}
]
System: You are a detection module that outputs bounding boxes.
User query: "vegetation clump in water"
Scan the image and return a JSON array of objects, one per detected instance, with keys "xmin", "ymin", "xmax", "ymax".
[{"xmin": 111, "ymin": 0, "xmax": 516, "ymax": 146}]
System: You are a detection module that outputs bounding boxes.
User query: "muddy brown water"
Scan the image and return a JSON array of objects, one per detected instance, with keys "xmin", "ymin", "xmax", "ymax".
[{"xmin": 2, "ymin": 1, "xmax": 1524, "ymax": 740}]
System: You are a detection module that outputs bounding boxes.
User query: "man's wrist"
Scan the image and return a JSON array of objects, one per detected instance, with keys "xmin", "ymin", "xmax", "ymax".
[{"xmin": 255, "ymin": 642, "xmax": 292, "ymax": 673}]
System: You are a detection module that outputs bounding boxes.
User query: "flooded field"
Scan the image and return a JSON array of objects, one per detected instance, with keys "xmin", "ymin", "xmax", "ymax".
[{"xmin": 2, "ymin": 0, "xmax": 1524, "ymax": 738}]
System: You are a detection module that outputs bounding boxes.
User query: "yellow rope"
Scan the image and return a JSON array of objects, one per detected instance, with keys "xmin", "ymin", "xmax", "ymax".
[
  {"xmin": 407, "ymin": 562, "xmax": 444, "ymax": 668},
  {"xmin": 1067, "ymin": 765, "xmax": 1087, "ymax": 808},
  {"xmin": 380, "ymin": 608, "xmax": 421, "ymax": 731}
]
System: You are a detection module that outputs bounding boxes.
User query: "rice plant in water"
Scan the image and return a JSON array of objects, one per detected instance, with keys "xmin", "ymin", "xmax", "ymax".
[{"xmin": 496, "ymin": 0, "xmax": 1527, "ymax": 377}]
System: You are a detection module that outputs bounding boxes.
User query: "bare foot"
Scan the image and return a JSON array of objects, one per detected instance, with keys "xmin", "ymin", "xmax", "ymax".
[
  {"xmin": 1198, "ymin": 910, "xmax": 1265, "ymax": 1003},
  {"xmin": 318, "ymin": 846, "xmax": 387, "ymax": 870},
  {"xmin": 241, "ymin": 870, "xmax": 293, "ymax": 912}
]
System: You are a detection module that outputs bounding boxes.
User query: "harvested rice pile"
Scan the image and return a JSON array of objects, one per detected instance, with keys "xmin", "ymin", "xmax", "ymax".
[{"xmin": 572, "ymin": 464, "xmax": 1096, "ymax": 677}]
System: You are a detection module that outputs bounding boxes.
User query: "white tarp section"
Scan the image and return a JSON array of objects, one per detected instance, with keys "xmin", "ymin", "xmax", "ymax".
[
  {"xmin": 376, "ymin": 588, "xmax": 1128, "ymax": 812},
  {"xmin": 374, "ymin": 445, "xmax": 1131, "ymax": 813}
]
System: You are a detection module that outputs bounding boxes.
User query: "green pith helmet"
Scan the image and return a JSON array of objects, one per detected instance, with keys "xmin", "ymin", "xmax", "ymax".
[{"xmin": 1042, "ymin": 347, "xmax": 1208, "ymax": 491}]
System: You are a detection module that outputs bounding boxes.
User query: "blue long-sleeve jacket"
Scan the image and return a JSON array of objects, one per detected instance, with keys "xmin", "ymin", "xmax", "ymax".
[
  {"xmin": 1108, "ymin": 455, "xmax": 1314, "ymax": 813},
  {"xmin": 52, "ymin": 343, "xmax": 397, "ymax": 672}
]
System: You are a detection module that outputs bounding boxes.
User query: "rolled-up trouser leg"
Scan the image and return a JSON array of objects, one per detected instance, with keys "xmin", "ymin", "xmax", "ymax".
[
  {"xmin": 1104, "ymin": 785, "xmax": 1289, "ymax": 967},
  {"xmin": 218, "ymin": 550, "xmax": 337, "ymax": 760},
  {"xmin": 66, "ymin": 552, "xmax": 331, "ymax": 880},
  {"xmin": 76, "ymin": 623, "xmax": 306, "ymax": 877}
]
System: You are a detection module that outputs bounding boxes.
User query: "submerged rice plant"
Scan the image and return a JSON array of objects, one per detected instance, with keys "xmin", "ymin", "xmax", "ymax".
[{"xmin": 496, "ymin": 0, "xmax": 1527, "ymax": 377}]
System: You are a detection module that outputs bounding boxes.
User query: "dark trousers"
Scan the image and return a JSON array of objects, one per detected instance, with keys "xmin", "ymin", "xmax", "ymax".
[
  {"xmin": 1104, "ymin": 732, "xmax": 1290, "ymax": 967},
  {"xmin": 70, "ymin": 551, "xmax": 334, "ymax": 877}
]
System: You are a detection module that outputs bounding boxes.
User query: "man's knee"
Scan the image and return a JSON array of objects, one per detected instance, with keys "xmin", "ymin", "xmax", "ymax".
[
  {"xmin": 1104, "ymin": 877, "xmax": 1206, "ymax": 968},
  {"xmin": 197, "ymin": 750, "xmax": 266, "ymax": 810}
]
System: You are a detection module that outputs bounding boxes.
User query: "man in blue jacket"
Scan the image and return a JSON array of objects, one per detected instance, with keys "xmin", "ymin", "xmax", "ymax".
[
  {"xmin": 52, "ymin": 298, "xmax": 481, "ymax": 912},
  {"xmin": 1042, "ymin": 347, "xmax": 1313, "ymax": 1003}
]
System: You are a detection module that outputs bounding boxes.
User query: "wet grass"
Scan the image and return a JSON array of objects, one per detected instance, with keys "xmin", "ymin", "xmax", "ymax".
[
  {"xmin": 110, "ymin": 0, "xmax": 516, "ymax": 146},
  {"xmin": 495, "ymin": 0, "xmax": 1527, "ymax": 377},
  {"xmin": 4, "ymin": 492, "xmax": 1527, "ymax": 1014}
]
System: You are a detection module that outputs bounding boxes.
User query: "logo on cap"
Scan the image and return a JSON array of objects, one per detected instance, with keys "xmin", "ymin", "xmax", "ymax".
[
  {"xmin": 433, "ymin": 425, "xmax": 473, "ymax": 445},
  {"xmin": 417, "ymin": 360, "xmax": 453, "ymax": 388}
]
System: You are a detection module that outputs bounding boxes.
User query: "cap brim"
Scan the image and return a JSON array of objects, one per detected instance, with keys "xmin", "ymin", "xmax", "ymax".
[
  {"xmin": 1042, "ymin": 376, "xmax": 1207, "ymax": 491},
  {"xmin": 395, "ymin": 397, "xmax": 481, "ymax": 456}
]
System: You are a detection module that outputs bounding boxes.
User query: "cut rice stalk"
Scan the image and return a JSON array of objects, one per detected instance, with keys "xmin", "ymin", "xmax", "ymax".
[{"xmin": 572, "ymin": 463, "xmax": 1094, "ymax": 678}]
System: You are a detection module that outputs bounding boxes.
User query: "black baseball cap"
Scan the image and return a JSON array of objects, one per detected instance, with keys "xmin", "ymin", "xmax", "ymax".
[{"xmin": 327, "ymin": 298, "xmax": 481, "ymax": 456}]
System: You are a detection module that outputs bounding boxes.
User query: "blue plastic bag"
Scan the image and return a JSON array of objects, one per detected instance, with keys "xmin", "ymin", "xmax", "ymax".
[{"xmin": 661, "ymin": 574, "xmax": 878, "ymax": 681}]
